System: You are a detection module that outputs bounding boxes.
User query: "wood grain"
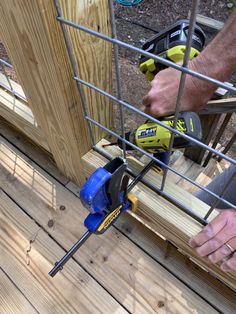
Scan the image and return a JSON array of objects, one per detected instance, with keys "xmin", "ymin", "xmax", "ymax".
[
  {"xmin": 0, "ymin": 136, "xmax": 217, "ymax": 314},
  {"xmin": 0, "ymin": 189, "xmax": 127, "ymax": 314},
  {"xmin": 59, "ymin": 0, "xmax": 113, "ymax": 141},
  {"xmin": 0, "ymin": 268, "xmax": 38, "ymax": 314},
  {"xmin": 0, "ymin": 0, "xmax": 94, "ymax": 185},
  {"xmin": 0, "ymin": 87, "xmax": 50, "ymax": 151}
]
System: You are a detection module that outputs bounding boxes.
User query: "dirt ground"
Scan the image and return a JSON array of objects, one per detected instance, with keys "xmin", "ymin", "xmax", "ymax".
[{"xmin": 0, "ymin": 0, "xmax": 235, "ymax": 160}]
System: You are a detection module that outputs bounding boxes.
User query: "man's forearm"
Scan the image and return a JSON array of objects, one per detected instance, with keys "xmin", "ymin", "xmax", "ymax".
[
  {"xmin": 193, "ymin": 9, "xmax": 236, "ymax": 83},
  {"xmin": 143, "ymin": 10, "xmax": 236, "ymax": 117}
]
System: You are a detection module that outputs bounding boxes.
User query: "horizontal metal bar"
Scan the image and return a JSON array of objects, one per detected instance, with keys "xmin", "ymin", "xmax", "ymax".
[
  {"xmin": 86, "ymin": 115, "xmax": 236, "ymax": 209},
  {"xmin": 0, "ymin": 58, "xmax": 13, "ymax": 68},
  {"xmin": 58, "ymin": 16, "xmax": 236, "ymax": 93},
  {"xmin": 94, "ymin": 145, "xmax": 207, "ymax": 226},
  {"xmin": 0, "ymin": 81, "xmax": 27, "ymax": 102},
  {"xmin": 75, "ymin": 75, "xmax": 236, "ymax": 166}
]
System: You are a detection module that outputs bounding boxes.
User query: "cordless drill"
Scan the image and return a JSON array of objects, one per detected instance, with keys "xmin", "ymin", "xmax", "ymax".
[{"xmin": 105, "ymin": 20, "xmax": 204, "ymax": 158}]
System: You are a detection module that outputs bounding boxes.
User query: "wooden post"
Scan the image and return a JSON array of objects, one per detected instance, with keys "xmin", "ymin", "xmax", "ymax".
[{"xmin": 0, "ymin": 0, "xmax": 112, "ymax": 186}]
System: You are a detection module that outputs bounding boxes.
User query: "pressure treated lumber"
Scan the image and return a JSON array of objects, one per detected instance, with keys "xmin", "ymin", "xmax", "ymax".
[
  {"xmin": 80, "ymin": 139, "xmax": 236, "ymax": 291},
  {"xmin": 0, "ymin": 189, "xmax": 127, "ymax": 314},
  {"xmin": 0, "ymin": 0, "xmax": 109, "ymax": 186},
  {"xmin": 0, "ymin": 136, "xmax": 217, "ymax": 314},
  {"xmin": 0, "ymin": 268, "xmax": 37, "ymax": 314},
  {"xmin": 0, "ymin": 88, "xmax": 50, "ymax": 151},
  {"xmin": 1, "ymin": 121, "xmax": 236, "ymax": 313},
  {"xmin": 59, "ymin": 0, "xmax": 113, "ymax": 141}
]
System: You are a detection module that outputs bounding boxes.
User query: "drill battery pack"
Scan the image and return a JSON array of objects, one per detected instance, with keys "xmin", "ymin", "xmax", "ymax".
[{"xmin": 139, "ymin": 19, "xmax": 205, "ymax": 81}]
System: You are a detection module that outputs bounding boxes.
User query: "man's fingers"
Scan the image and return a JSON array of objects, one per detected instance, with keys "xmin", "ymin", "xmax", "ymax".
[
  {"xmin": 188, "ymin": 212, "xmax": 228, "ymax": 248},
  {"xmin": 221, "ymin": 252, "xmax": 236, "ymax": 272},
  {"xmin": 195, "ymin": 226, "xmax": 235, "ymax": 257},
  {"xmin": 208, "ymin": 238, "xmax": 236, "ymax": 264}
]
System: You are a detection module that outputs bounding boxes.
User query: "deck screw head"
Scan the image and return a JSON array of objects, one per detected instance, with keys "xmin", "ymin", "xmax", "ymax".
[{"xmin": 60, "ymin": 205, "xmax": 66, "ymax": 211}]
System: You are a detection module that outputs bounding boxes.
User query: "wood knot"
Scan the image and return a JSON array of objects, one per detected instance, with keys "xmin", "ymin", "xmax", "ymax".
[
  {"xmin": 47, "ymin": 219, "xmax": 54, "ymax": 228},
  {"xmin": 157, "ymin": 301, "xmax": 165, "ymax": 308}
]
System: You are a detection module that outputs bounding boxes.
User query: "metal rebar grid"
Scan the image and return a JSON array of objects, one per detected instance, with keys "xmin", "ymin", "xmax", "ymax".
[{"xmin": 54, "ymin": 0, "xmax": 236, "ymax": 224}]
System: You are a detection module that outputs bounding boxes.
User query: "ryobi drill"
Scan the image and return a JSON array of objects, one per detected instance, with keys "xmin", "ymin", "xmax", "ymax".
[{"xmin": 105, "ymin": 20, "xmax": 204, "ymax": 162}]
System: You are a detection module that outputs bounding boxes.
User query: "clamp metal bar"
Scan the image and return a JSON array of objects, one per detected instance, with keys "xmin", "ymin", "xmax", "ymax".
[{"xmin": 49, "ymin": 230, "xmax": 92, "ymax": 277}]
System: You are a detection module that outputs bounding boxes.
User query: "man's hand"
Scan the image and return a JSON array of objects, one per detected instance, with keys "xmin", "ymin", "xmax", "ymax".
[
  {"xmin": 189, "ymin": 209, "xmax": 236, "ymax": 272},
  {"xmin": 142, "ymin": 9, "xmax": 236, "ymax": 118},
  {"xmin": 142, "ymin": 58, "xmax": 216, "ymax": 117}
]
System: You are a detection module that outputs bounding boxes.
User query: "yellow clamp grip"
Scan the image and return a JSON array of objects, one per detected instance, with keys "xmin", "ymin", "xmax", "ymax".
[{"xmin": 128, "ymin": 193, "xmax": 138, "ymax": 213}]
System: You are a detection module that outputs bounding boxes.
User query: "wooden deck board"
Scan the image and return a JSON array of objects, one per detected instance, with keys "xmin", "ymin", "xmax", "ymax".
[
  {"xmin": 0, "ymin": 189, "xmax": 127, "ymax": 314},
  {"xmin": 0, "ymin": 268, "xmax": 38, "ymax": 314},
  {"xmin": 0, "ymin": 135, "xmax": 218, "ymax": 314}
]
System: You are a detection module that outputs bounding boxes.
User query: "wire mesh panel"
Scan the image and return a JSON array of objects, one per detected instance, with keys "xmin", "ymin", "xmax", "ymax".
[{"xmin": 54, "ymin": 0, "xmax": 236, "ymax": 225}]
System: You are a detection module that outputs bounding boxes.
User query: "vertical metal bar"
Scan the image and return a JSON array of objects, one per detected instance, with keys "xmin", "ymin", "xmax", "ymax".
[
  {"xmin": 204, "ymin": 169, "xmax": 236, "ymax": 220},
  {"xmin": 108, "ymin": 0, "xmax": 127, "ymax": 160},
  {"xmin": 160, "ymin": 0, "xmax": 200, "ymax": 191},
  {"xmin": 54, "ymin": 0, "xmax": 96, "ymax": 147}
]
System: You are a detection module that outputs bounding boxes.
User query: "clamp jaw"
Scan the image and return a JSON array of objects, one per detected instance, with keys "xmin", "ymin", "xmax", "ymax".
[
  {"xmin": 80, "ymin": 157, "xmax": 137, "ymax": 234},
  {"xmin": 49, "ymin": 157, "xmax": 137, "ymax": 277}
]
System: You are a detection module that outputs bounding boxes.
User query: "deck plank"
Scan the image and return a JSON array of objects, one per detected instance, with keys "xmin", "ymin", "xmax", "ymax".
[
  {"xmin": 0, "ymin": 189, "xmax": 127, "ymax": 314},
  {"xmin": 0, "ymin": 135, "xmax": 217, "ymax": 314},
  {"xmin": 0, "ymin": 268, "xmax": 38, "ymax": 314}
]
